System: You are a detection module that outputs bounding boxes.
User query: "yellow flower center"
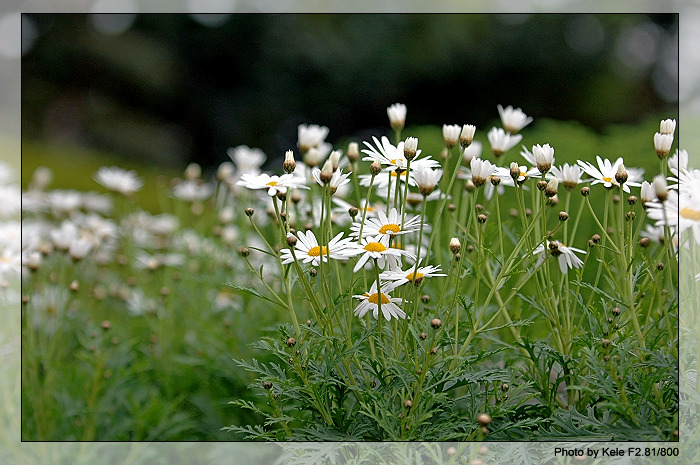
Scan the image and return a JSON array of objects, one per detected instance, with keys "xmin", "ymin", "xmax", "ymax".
[
  {"xmin": 379, "ymin": 224, "xmax": 401, "ymax": 234},
  {"xmin": 405, "ymin": 271, "xmax": 424, "ymax": 282},
  {"xmin": 389, "ymin": 159, "xmax": 397, "ymax": 164},
  {"xmin": 364, "ymin": 242, "xmax": 387, "ymax": 253},
  {"xmin": 681, "ymin": 206, "xmax": 700, "ymax": 221},
  {"xmin": 307, "ymin": 246, "xmax": 328, "ymax": 256},
  {"xmin": 602, "ymin": 177, "xmax": 613, "ymax": 183},
  {"xmin": 367, "ymin": 292, "xmax": 390, "ymax": 304},
  {"xmin": 266, "ymin": 181, "xmax": 278, "ymax": 187}
]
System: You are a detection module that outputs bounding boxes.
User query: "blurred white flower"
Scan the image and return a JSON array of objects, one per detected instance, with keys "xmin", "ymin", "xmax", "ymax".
[
  {"xmin": 497, "ymin": 104, "xmax": 533, "ymax": 133},
  {"xmin": 387, "ymin": 103, "xmax": 407, "ymax": 131},
  {"xmin": 172, "ymin": 180, "xmax": 214, "ymax": 202},
  {"xmin": 227, "ymin": 145, "xmax": 266, "ymax": 174},
  {"xmin": 94, "ymin": 166, "xmax": 143, "ymax": 195},
  {"xmin": 487, "ymin": 127, "xmax": 522, "ymax": 157}
]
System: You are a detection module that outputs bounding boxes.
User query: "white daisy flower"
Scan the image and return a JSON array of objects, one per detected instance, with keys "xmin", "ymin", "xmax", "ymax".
[
  {"xmin": 311, "ymin": 166, "xmax": 352, "ymax": 192},
  {"xmin": 648, "ymin": 190, "xmax": 700, "ymax": 244},
  {"xmin": 237, "ymin": 172, "xmax": 309, "ymax": 196},
  {"xmin": 442, "ymin": 124, "xmax": 461, "ymax": 148},
  {"xmin": 350, "ymin": 207, "xmax": 421, "ymax": 239},
  {"xmin": 487, "ymin": 127, "xmax": 522, "ymax": 157},
  {"xmin": 548, "ymin": 163, "xmax": 583, "ymax": 191},
  {"xmin": 577, "ymin": 156, "xmax": 641, "ymax": 193},
  {"xmin": 345, "ymin": 234, "xmax": 416, "ymax": 273},
  {"xmin": 280, "ymin": 230, "xmax": 353, "ymax": 266},
  {"xmin": 172, "ymin": 180, "xmax": 214, "ymax": 202},
  {"xmin": 461, "ymin": 140, "xmax": 482, "ymax": 165},
  {"xmin": 532, "ymin": 240, "xmax": 586, "ymax": 273},
  {"xmin": 298, "ymin": 124, "xmax": 330, "ymax": 154},
  {"xmin": 659, "ymin": 118, "xmax": 676, "ymax": 135},
  {"xmin": 94, "ymin": 166, "xmax": 143, "ymax": 195},
  {"xmin": 497, "ymin": 104, "xmax": 533, "ymax": 133},
  {"xmin": 412, "ymin": 164, "xmax": 443, "ymax": 196},
  {"xmin": 380, "ymin": 260, "xmax": 445, "ymax": 287},
  {"xmin": 361, "ymin": 136, "xmax": 438, "ymax": 172},
  {"xmin": 654, "ymin": 132, "xmax": 674, "ymax": 159},
  {"xmin": 470, "ymin": 158, "xmax": 496, "ymax": 187},
  {"xmin": 531, "ymin": 143, "xmax": 555, "ymax": 174},
  {"xmin": 387, "ymin": 103, "xmax": 407, "ymax": 131},
  {"xmin": 227, "ymin": 145, "xmax": 267, "ymax": 174},
  {"xmin": 668, "ymin": 149, "xmax": 688, "ymax": 177},
  {"xmin": 332, "ymin": 197, "xmax": 382, "ymax": 221},
  {"xmin": 353, "ymin": 280, "xmax": 405, "ymax": 321}
]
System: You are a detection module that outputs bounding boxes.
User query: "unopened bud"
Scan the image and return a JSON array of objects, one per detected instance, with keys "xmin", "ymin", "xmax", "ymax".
[
  {"xmin": 330, "ymin": 150, "xmax": 341, "ymax": 171},
  {"xmin": 536, "ymin": 180, "xmax": 548, "ymax": 191},
  {"xmin": 286, "ymin": 337, "xmax": 296, "ymax": 347},
  {"xmin": 347, "ymin": 142, "xmax": 360, "ymax": 163},
  {"xmin": 476, "ymin": 413, "xmax": 492, "ymax": 425},
  {"xmin": 558, "ymin": 211, "xmax": 569, "ymax": 222},
  {"xmin": 615, "ymin": 163, "xmax": 628, "ymax": 185},
  {"xmin": 449, "ymin": 237, "xmax": 461, "ymax": 254},
  {"xmin": 370, "ymin": 160, "xmax": 382, "ymax": 176},
  {"xmin": 184, "ymin": 162, "xmax": 201, "ymax": 180},
  {"xmin": 464, "ymin": 180, "xmax": 476, "ymax": 192},
  {"xmin": 652, "ymin": 175, "xmax": 668, "ymax": 202},
  {"xmin": 625, "ymin": 211, "xmax": 636, "ymax": 221},
  {"xmin": 459, "ymin": 124, "xmax": 476, "ymax": 147},
  {"xmin": 320, "ymin": 160, "xmax": 333, "ymax": 184},
  {"xmin": 245, "ymin": 207, "xmax": 255, "ymax": 217},
  {"xmin": 545, "ymin": 178, "xmax": 558, "ymax": 197},
  {"xmin": 639, "ymin": 237, "xmax": 651, "ymax": 248},
  {"xmin": 510, "ymin": 162, "xmax": 521, "ymax": 182},
  {"xmin": 404, "ymin": 137, "xmax": 418, "ymax": 161},
  {"xmin": 490, "ymin": 176, "xmax": 501, "ymax": 186},
  {"xmin": 283, "ymin": 150, "xmax": 296, "ymax": 173},
  {"xmin": 580, "ymin": 186, "xmax": 590, "ymax": 197},
  {"xmin": 431, "ymin": 318, "xmax": 442, "ymax": 329},
  {"xmin": 477, "ymin": 214, "xmax": 487, "ymax": 224},
  {"xmin": 239, "ymin": 247, "xmax": 250, "ymax": 257}
]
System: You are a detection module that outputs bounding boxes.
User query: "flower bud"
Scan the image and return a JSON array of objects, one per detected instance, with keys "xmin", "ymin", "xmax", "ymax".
[
  {"xmin": 580, "ymin": 186, "xmax": 590, "ymax": 197},
  {"xmin": 536, "ymin": 180, "xmax": 548, "ymax": 191},
  {"xmin": 320, "ymin": 159, "xmax": 334, "ymax": 184},
  {"xmin": 184, "ymin": 162, "xmax": 201, "ymax": 180},
  {"xmin": 245, "ymin": 207, "xmax": 255, "ymax": 217},
  {"xmin": 431, "ymin": 318, "xmax": 442, "ymax": 329},
  {"xmin": 347, "ymin": 142, "xmax": 360, "ymax": 163},
  {"xmin": 459, "ymin": 124, "xmax": 476, "ymax": 147},
  {"xmin": 239, "ymin": 247, "xmax": 250, "ymax": 257},
  {"xmin": 477, "ymin": 214, "xmax": 487, "ymax": 224},
  {"xmin": 476, "ymin": 413, "xmax": 492, "ymax": 426},
  {"xmin": 329, "ymin": 150, "xmax": 341, "ymax": 171},
  {"xmin": 449, "ymin": 237, "xmax": 461, "ymax": 254},
  {"xmin": 283, "ymin": 150, "xmax": 296, "ymax": 173},
  {"xmin": 558, "ymin": 211, "xmax": 569, "ymax": 222},
  {"xmin": 370, "ymin": 160, "xmax": 382, "ymax": 176},
  {"xmin": 615, "ymin": 163, "xmax": 628, "ymax": 185},
  {"xmin": 490, "ymin": 176, "xmax": 501, "ymax": 186},
  {"xmin": 404, "ymin": 137, "xmax": 418, "ymax": 161},
  {"xmin": 286, "ymin": 337, "xmax": 296, "ymax": 347},
  {"xmin": 544, "ymin": 178, "xmax": 558, "ymax": 197},
  {"xmin": 286, "ymin": 234, "xmax": 298, "ymax": 247},
  {"xmin": 510, "ymin": 162, "xmax": 521, "ymax": 182},
  {"xmin": 652, "ymin": 175, "xmax": 668, "ymax": 202}
]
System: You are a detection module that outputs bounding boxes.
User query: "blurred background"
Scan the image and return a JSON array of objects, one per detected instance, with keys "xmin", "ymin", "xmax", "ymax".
[{"xmin": 20, "ymin": 13, "xmax": 678, "ymax": 173}]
